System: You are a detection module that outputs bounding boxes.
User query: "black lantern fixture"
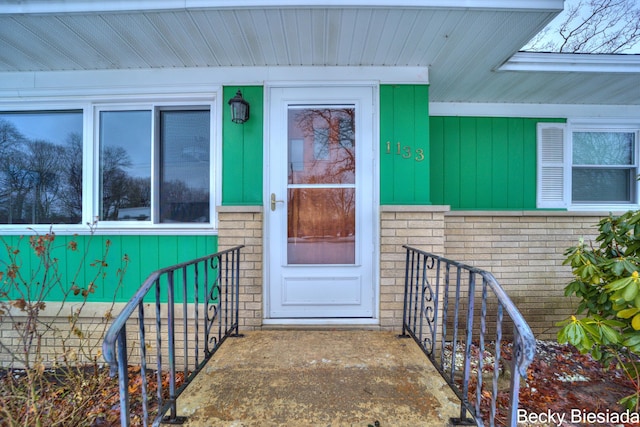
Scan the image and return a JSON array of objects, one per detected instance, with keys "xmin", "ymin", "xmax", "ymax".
[{"xmin": 228, "ymin": 90, "xmax": 250, "ymax": 124}]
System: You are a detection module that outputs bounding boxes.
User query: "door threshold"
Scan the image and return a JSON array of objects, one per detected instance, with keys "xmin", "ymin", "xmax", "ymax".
[{"xmin": 262, "ymin": 318, "xmax": 380, "ymax": 329}]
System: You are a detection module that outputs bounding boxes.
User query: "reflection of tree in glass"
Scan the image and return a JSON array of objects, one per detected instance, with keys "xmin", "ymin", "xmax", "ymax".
[
  {"xmin": 160, "ymin": 180, "xmax": 209, "ymax": 223},
  {"xmin": 0, "ymin": 119, "xmax": 30, "ymax": 223},
  {"xmin": 293, "ymin": 108, "xmax": 355, "ymax": 184},
  {"xmin": 288, "ymin": 109, "xmax": 356, "ymax": 240},
  {"xmin": 101, "ymin": 146, "xmax": 131, "ymax": 220},
  {"xmin": 0, "ymin": 117, "xmax": 158, "ymax": 224},
  {"xmin": 27, "ymin": 140, "xmax": 65, "ymax": 222},
  {"xmin": 100, "ymin": 146, "xmax": 153, "ymax": 221},
  {"xmin": 573, "ymin": 132, "xmax": 633, "ymax": 165},
  {"xmin": 0, "ymin": 119, "xmax": 82, "ymax": 224},
  {"xmin": 60, "ymin": 134, "xmax": 83, "ymax": 222}
]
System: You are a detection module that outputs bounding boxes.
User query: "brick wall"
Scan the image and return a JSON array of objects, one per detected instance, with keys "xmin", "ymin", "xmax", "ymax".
[
  {"xmin": 214, "ymin": 205, "xmax": 607, "ymax": 339},
  {"xmin": 443, "ymin": 211, "xmax": 607, "ymax": 340},
  {"xmin": 0, "ymin": 302, "xmax": 121, "ymax": 367},
  {"xmin": 216, "ymin": 206, "xmax": 264, "ymax": 330},
  {"xmin": 379, "ymin": 206, "xmax": 448, "ymax": 330},
  {"xmin": 0, "ymin": 301, "xmax": 227, "ymax": 369}
]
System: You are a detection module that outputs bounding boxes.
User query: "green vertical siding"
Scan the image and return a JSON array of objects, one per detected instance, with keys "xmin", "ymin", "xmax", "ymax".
[
  {"xmin": 429, "ymin": 116, "xmax": 565, "ymax": 209},
  {"xmin": 462, "ymin": 120, "xmax": 481, "ymax": 206},
  {"xmin": 0, "ymin": 234, "xmax": 218, "ymax": 302},
  {"xmin": 380, "ymin": 85, "xmax": 430, "ymax": 204},
  {"xmin": 224, "ymin": 84, "xmax": 433, "ymax": 206},
  {"xmin": 222, "ymin": 86, "xmax": 264, "ymax": 205}
]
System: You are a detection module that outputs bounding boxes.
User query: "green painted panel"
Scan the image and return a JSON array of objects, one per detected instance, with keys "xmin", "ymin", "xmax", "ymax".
[
  {"xmin": 522, "ymin": 125, "xmax": 538, "ymax": 209},
  {"xmin": 379, "ymin": 85, "xmax": 395, "ymax": 203},
  {"xmin": 222, "ymin": 86, "xmax": 264, "ymax": 205},
  {"xmin": 123, "ymin": 236, "xmax": 142, "ymax": 299},
  {"xmin": 443, "ymin": 117, "xmax": 461, "ymax": 208},
  {"xmin": 459, "ymin": 118, "xmax": 477, "ymax": 208},
  {"xmin": 380, "ymin": 85, "xmax": 430, "ymax": 204},
  {"xmin": 430, "ymin": 117, "xmax": 565, "ymax": 210},
  {"xmin": 429, "ymin": 117, "xmax": 445, "ymax": 205},
  {"xmin": 507, "ymin": 119, "xmax": 525, "ymax": 208},
  {"xmin": 0, "ymin": 234, "xmax": 218, "ymax": 303},
  {"xmin": 392, "ymin": 87, "xmax": 416, "ymax": 202},
  {"xmin": 414, "ymin": 87, "xmax": 430, "ymax": 203},
  {"xmin": 491, "ymin": 118, "xmax": 509, "ymax": 208},
  {"xmin": 475, "ymin": 119, "xmax": 493, "ymax": 208}
]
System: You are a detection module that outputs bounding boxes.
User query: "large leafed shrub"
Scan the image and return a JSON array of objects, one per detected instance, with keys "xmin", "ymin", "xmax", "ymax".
[{"xmin": 560, "ymin": 209, "xmax": 640, "ymax": 411}]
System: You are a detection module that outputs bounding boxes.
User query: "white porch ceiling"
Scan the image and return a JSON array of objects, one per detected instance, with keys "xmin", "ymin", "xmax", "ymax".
[{"xmin": 0, "ymin": 2, "xmax": 638, "ymax": 105}]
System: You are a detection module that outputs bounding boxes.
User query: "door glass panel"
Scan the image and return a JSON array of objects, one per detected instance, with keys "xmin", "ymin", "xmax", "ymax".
[
  {"xmin": 287, "ymin": 105, "xmax": 356, "ymax": 265},
  {"xmin": 287, "ymin": 188, "xmax": 355, "ymax": 264},
  {"xmin": 287, "ymin": 107, "xmax": 355, "ymax": 185}
]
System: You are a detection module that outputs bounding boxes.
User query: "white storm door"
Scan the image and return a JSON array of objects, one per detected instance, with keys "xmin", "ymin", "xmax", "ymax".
[{"xmin": 267, "ymin": 86, "xmax": 376, "ymax": 319}]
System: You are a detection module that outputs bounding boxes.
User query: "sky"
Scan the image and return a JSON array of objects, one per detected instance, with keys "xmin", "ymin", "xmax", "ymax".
[{"xmin": 1, "ymin": 111, "xmax": 82, "ymax": 145}]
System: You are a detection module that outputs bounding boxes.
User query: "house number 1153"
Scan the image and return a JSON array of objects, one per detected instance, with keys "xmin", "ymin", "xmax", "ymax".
[{"xmin": 386, "ymin": 141, "xmax": 424, "ymax": 162}]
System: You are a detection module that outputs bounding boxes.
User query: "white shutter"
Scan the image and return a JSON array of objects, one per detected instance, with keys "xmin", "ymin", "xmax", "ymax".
[{"xmin": 537, "ymin": 122, "xmax": 568, "ymax": 208}]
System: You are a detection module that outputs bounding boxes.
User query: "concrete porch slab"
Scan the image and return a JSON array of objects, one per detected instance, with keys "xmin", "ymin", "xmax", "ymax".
[{"xmin": 177, "ymin": 330, "xmax": 461, "ymax": 427}]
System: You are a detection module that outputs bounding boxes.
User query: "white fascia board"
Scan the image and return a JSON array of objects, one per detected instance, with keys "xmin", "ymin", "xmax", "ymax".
[
  {"xmin": 430, "ymin": 102, "xmax": 640, "ymax": 119},
  {"xmin": 499, "ymin": 52, "xmax": 640, "ymax": 73},
  {"xmin": 187, "ymin": 0, "xmax": 564, "ymax": 9},
  {"xmin": 0, "ymin": 66, "xmax": 428, "ymax": 99},
  {"xmin": 0, "ymin": 0, "xmax": 564, "ymax": 14}
]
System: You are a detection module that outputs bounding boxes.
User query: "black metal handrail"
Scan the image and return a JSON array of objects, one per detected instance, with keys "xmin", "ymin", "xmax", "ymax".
[
  {"xmin": 401, "ymin": 245, "xmax": 536, "ymax": 427},
  {"xmin": 102, "ymin": 245, "xmax": 244, "ymax": 427}
]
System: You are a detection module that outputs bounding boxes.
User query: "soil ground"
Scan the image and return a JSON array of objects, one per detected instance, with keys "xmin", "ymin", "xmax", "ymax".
[{"xmin": 516, "ymin": 340, "xmax": 637, "ymax": 427}]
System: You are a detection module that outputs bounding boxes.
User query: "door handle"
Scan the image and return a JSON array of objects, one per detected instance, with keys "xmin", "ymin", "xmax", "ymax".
[{"xmin": 270, "ymin": 193, "xmax": 284, "ymax": 211}]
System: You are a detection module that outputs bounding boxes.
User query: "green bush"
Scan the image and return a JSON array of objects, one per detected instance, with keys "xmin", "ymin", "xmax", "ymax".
[{"xmin": 559, "ymin": 209, "xmax": 640, "ymax": 411}]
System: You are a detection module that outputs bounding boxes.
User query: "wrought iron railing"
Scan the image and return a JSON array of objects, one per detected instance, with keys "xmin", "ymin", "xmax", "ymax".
[
  {"xmin": 401, "ymin": 245, "xmax": 536, "ymax": 427},
  {"xmin": 102, "ymin": 245, "xmax": 243, "ymax": 427}
]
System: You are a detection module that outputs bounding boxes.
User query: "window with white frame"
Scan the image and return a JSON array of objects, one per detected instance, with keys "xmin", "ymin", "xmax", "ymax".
[
  {"xmin": 0, "ymin": 100, "xmax": 215, "ymax": 229},
  {"xmin": 97, "ymin": 107, "xmax": 211, "ymax": 224},
  {"xmin": 537, "ymin": 122, "xmax": 640, "ymax": 209}
]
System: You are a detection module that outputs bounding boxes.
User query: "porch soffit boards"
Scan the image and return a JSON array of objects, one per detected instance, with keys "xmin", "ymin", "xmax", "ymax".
[
  {"xmin": 0, "ymin": 1, "xmax": 559, "ymax": 70},
  {"xmin": 4, "ymin": 0, "xmax": 637, "ymax": 106},
  {"xmin": 0, "ymin": 2, "xmax": 559, "ymax": 78},
  {"xmin": 434, "ymin": 51, "xmax": 640, "ymax": 106}
]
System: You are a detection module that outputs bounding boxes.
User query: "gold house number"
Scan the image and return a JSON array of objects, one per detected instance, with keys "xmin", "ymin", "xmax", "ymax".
[{"xmin": 386, "ymin": 141, "xmax": 424, "ymax": 162}]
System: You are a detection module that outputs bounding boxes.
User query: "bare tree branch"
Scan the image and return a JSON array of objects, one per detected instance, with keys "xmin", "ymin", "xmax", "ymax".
[{"xmin": 524, "ymin": 0, "xmax": 640, "ymax": 53}]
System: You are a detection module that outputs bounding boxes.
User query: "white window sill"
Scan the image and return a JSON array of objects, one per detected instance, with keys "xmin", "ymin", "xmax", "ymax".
[
  {"xmin": 568, "ymin": 204, "xmax": 640, "ymax": 213},
  {"xmin": 0, "ymin": 223, "xmax": 218, "ymax": 236}
]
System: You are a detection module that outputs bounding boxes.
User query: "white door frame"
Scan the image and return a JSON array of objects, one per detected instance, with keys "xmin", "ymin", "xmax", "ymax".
[{"xmin": 263, "ymin": 82, "xmax": 380, "ymax": 326}]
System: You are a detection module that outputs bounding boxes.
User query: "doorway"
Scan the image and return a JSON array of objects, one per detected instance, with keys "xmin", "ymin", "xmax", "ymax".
[{"xmin": 266, "ymin": 85, "xmax": 377, "ymax": 320}]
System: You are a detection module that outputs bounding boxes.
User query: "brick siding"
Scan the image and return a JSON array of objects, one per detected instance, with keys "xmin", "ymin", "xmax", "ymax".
[
  {"xmin": 443, "ymin": 211, "xmax": 607, "ymax": 340},
  {"xmin": 216, "ymin": 206, "xmax": 264, "ymax": 330},
  {"xmin": 379, "ymin": 205, "xmax": 447, "ymax": 330}
]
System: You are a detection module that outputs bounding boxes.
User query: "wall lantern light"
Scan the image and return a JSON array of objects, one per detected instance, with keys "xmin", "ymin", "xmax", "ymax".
[{"xmin": 228, "ymin": 90, "xmax": 250, "ymax": 124}]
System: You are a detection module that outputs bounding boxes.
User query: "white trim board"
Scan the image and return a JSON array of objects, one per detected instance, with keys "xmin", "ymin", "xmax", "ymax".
[
  {"xmin": 430, "ymin": 102, "xmax": 640, "ymax": 119},
  {"xmin": 0, "ymin": 67, "xmax": 429, "ymax": 99},
  {"xmin": 262, "ymin": 318, "xmax": 380, "ymax": 327},
  {"xmin": 500, "ymin": 52, "xmax": 640, "ymax": 73},
  {"xmin": 0, "ymin": 1, "xmax": 564, "ymax": 14}
]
